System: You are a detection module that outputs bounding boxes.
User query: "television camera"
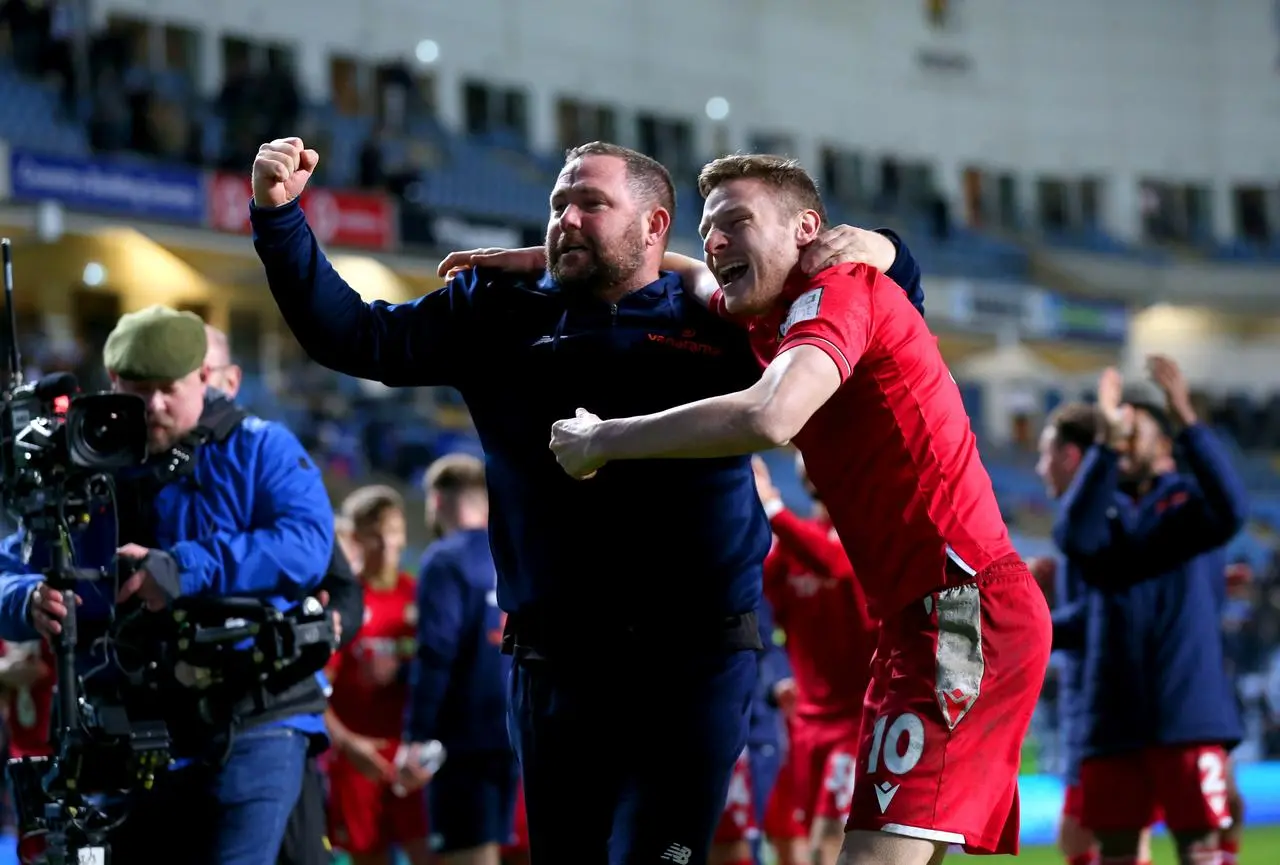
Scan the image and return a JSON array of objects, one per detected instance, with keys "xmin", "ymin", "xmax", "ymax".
[{"xmin": 0, "ymin": 239, "xmax": 335, "ymax": 864}]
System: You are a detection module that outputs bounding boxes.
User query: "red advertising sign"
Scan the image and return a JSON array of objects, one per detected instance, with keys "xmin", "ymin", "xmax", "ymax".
[{"xmin": 207, "ymin": 171, "xmax": 395, "ymax": 252}]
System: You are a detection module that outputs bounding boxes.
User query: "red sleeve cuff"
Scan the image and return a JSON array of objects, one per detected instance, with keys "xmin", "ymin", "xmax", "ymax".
[{"xmin": 778, "ymin": 336, "xmax": 852, "ymax": 381}]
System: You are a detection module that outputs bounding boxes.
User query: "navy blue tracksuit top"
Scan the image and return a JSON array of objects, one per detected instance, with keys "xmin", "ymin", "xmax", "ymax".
[
  {"xmin": 252, "ymin": 199, "xmax": 924, "ymax": 646},
  {"xmin": 405, "ymin": 527, "xmax": 511, "ymax": 753},
  {"xmin": 1049, "ymin": 555, "xmax": 1089, "ymax": 783},
  {"xmin": 1053, "ymin": 424, "xmax": 1249, "ymax": 760}
]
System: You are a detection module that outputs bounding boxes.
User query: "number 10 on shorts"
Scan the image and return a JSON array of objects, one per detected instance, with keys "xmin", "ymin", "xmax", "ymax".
[{"xmin": 865, "ymin": 713, "xmax": 925, "ymax": 777}]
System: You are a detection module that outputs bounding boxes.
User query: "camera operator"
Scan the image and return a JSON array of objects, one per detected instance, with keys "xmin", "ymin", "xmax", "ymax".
[
  {"xmin": 0, "ymin": 306, "xmax": 335, "ymax": 865},
  {"xmin": 204, "ymin": 322, "xmax": 365, "ymax": 865}
]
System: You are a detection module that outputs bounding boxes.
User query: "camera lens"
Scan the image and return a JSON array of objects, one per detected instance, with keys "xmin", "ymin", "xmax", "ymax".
[{"xmin": 65, "ymin": 394, "xmax": 149, "ymax": 469}]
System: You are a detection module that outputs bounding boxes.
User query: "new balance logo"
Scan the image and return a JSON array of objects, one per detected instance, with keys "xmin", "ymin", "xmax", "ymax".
[
  {"xmin": 660, "ymin": 844, "xmax": 692, "ymax": 863},
  {"xmin": 874, "ymin": 781, "xmax": 899, "ymax": 813}
]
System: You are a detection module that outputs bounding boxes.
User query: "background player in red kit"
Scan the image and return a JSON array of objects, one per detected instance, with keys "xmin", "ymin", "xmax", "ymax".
[
  {"xmin": 711, "ymin": 748, "xmax": 761, "ymax": 864},
  {"xmin": 753, "ymin": 454, "xmax": 875, "ymax": 865},
  {"xmin": 325, "ymin": 485, "xmax": 431, "ymax": 865},
  {"xmin": 549, "ymin": 154, "xmax": 1052, "ymax": 865},
  {"xmin": 0, "ymin": 639, "xmax": 54, "ymax": 760},
  {"xmin": 760, "ymin": 710, "xmax": 809, "ymax": 865}
]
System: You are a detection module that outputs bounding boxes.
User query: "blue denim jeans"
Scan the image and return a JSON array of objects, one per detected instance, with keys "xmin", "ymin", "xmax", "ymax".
[{"xmin": 108, "ymin": 726, "xmax": 309, "ymax": 865}]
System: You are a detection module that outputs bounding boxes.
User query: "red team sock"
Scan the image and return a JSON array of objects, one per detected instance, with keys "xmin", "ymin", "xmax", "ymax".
[{"xmin": 1220, "ymin": 837, "xmax": 1239, "ymax": 865}]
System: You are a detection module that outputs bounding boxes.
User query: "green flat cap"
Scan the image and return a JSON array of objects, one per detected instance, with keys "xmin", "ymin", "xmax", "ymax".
[{"xmin": 103, "ymin": 305, "xmax": 208, "ymax": 381}]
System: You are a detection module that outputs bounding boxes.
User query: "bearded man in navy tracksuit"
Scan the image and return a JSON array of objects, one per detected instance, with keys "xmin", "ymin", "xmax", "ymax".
[
  {"xmin": 250, "ymin": 135, "xmax": 923, "ymax": 865},
  {"xmin": 1054, "ymin": 358, "xmax": 1248, "ymax": 865}
]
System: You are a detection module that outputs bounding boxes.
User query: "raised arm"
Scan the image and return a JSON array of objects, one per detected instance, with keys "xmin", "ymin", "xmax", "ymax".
[
  {"xmin": 250, "ymin": 138, "xmax": 477, "ymax": 387},
  {"xmin": 1057, "ymin": 361, "xmax": 1247, "ymax": 582}
]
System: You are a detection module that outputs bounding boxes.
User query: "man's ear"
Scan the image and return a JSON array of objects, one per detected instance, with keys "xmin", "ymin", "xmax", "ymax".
[
  {"xmin": 646, "ymin": 206, "xmax": 672, "ymax": 249},
  {"xmin": 795, "ymin": 210, "xmax": 822, "ymax": 246}
]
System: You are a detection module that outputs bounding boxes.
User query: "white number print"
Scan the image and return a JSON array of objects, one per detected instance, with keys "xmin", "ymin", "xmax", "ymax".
[
  {"xmin": 865, "ymin": 713, "xmax": 925, "ymax": 776},
  {"xmin": 77, "ymin": 848, "xmax": 106, "ymax": 865},
  {"xmin": 1197, "ymin": 750, "xmax": 1228, "ymax": 819},
  {"xmin": 825, "ymin": 751, "xmax": 857, "ymax": 811}
]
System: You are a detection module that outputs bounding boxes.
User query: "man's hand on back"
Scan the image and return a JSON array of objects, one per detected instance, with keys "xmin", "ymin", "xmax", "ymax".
[
  {"xmin": 799, "ymin": 226, "xmax": 898, "ymax": 276},
  {"xmin": 436, "ymin": 247, "xmax": 547, "ymax": 280}
]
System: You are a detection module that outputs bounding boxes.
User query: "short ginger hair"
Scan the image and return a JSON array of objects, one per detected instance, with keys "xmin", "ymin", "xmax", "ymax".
[{"xmin": 697, "ymin": 153, "xmax": 828, "ymax": 226}]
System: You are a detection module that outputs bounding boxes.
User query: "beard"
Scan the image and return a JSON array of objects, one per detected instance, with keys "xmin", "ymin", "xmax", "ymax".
[{"xmin": 548, "ymin": 228, "xmax": 646, "ymax": 293}]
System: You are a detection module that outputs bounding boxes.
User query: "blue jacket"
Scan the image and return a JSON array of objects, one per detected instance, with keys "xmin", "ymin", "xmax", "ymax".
[
  {"xmin": 1048, "ymin": 553, "xmax": 1088, "ymax": 783},
  {"xmin": 253, "ymin": 199, "xmax": 923, "ymax": 646},
  {"xmin": 404, "ymin": 527, "xmax": 512, "ymax": 754},
  {"xmin": 0, "ymin": 406, "xmax": 334, "ymax": 740},
  {"xmin": 1053, "ymin": 424, "xmax": 1248, "ymax": 758}
]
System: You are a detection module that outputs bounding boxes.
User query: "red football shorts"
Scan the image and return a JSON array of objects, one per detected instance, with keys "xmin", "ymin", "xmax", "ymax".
[
  {"xmin": 1079, "ymin": 744, "xmax": 1232, "ymax": 834},
  {"xmin": 503, "ymin": 781, "xmax": 529, "ymax": 854},
  {"xmin": 1061, "ymin": 783, "xmax": 1084, "ymax": 822},
  {"xmin": 714, "ymin": 750, "xmax": 761, "ymax": 844},
  {"xmin": 847, "ymin": 556, "xmax": 1051, "ymax": 855},
  {"xmin": 326, "ymin": 741, "xmax": 429, "ymax": 855},
  {"xmin": 792, "ymin": 716, "xmax": 861, "ymax": 826},
  {"xmin": 763, "ymin": 743, "xmax": 808, "ymax": 841}
]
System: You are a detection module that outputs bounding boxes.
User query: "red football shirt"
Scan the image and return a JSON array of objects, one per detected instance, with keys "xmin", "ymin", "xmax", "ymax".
[
  {"xmin": 729, "ymin": 263, "xmax": 1015, "ymax": 618},
  {"xmin": 764, "ymin": 512, "xmax": 875, "ymax": 722},
  {"xmin": 0, "ymin": 640, "xmax": 55, "ymax": 758},
  {"xmin": 328, "ymin": 573, "xmax": 418, "ymax": 741}
]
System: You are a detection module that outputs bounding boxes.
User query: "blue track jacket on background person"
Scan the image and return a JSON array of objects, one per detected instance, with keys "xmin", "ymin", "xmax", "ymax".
[{"xmin": 1053, "ymin": 424, "xmax": 1248, "ymax": 760}]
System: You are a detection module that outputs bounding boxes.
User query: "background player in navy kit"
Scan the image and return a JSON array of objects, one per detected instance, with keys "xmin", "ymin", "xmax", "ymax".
[
  {"xmin": 252, "ymin": 134, "xmax": 917, "ymax": 865},
  {"xmin": 1033, "ymin": 402, "xmax": 1154, "ymax": 865},
  {"xmin": 400, "ymin": 454, "xmax": 518, "ymax": 865},
  {"xmin": 1055, "ymin": 359, "xmax": 1248, "ymax": 865}
]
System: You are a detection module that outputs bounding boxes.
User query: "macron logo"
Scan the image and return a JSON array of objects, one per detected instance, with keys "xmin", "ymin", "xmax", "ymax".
[{"xmin": 874, "ymin": 781, "xmax": 899, "ymax": 813}]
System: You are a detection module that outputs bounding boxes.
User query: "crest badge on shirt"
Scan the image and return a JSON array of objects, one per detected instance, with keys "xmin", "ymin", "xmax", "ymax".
[{"xmin": 779, "ymin": 287, "xmax": 824, "ymax": 338}]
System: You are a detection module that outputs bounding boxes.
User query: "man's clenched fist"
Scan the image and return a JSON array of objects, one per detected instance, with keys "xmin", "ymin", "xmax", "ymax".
[{"xmin": 251, "ymin": 137, "xmax": 320, "ymax": 209}]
